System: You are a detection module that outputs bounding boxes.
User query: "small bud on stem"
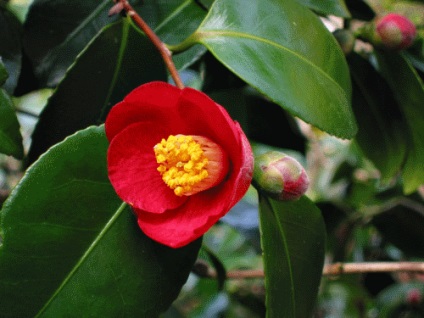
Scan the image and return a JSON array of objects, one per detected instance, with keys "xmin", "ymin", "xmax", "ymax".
[
  {"xmin": 253, "ymin": 151, "xmax": 309, "ymax": 201},
  {"xmin": 375, "ymin": 13, "xmax": 417, "ymax": 50}
]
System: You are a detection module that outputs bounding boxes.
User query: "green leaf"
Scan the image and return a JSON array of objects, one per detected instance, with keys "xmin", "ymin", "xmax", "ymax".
[
  {"xmin": 259, "ymin": 195, "xmax": 326, "ymax": 318},
  {"xmin": 23, "ymin": 0, "xmax": 207, "ymax": 87},
  {"xmin": 295, "ymin": 0, "xmax": 351, "ymax": 17},
  {"xmin": 375, "ymin": 51, "xmax": 424, "ymax": 194},
  {"xmin": 0, "ymin": 126, "xmax": 201, "ymax": 316},
  {"xmin": 27, "ymin": 18, "xmax": 167, "ymax": 164},
  {"xmin": 348, "ymin": 53, "xmax": 407, "ymax": 182},
  {"xmin": 0, "ymin": 3, "xmax": 22, "ymax": 94},
  {"xmin": 192, "ymin": 0, "xmax": 357, "ymax": 139},
  {"xmin": 0, "ymin": 89, "xmax": 23, "ymax": 158},
  {"xmin": 5, "ymin": 0, "xmax": 30, "ymax": 22}
]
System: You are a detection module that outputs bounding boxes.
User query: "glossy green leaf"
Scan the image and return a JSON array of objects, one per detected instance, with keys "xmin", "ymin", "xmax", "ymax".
[
  {"xmin": 23, "ymin": 0, "xmax": 206, "ymax": 87},
  {"xmin": 348, "ymin": 53, "xmax": 407, "ymax": 182},
  {"xmin": 375, "ymin": 51, "xmax": 424, "ymax": 194},
  {"xmin": 27, "ymin": 18, "xmax": 167, "ymax": 164},
  {"xmin": 0, "ymin": 89, "xmax": 23, "ymax": 158},
  {"xmin": 296, "ymin": 0, "xmax": 351, "ymax": 17},
  {"xmin": 191, "ymin": 0, "xmax": 357, "ymax": 139},
  {"xmin": 259, "ymin": 195, "xmax": 326, "ymax": 318},
  {"xmin": 0, "ymin": 126, "xmax": 201, "ymax": 316},
  {"xmin": 0, "ymin": 3, "xmax": 22, "ymax": 94},
  {"xmin": 372, "ymin": 198, "xmax": 424, "ymax": 258}
]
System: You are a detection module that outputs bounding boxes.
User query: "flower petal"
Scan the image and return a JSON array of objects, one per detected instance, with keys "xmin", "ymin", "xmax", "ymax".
[
  {"xmin": 136, "ymin": 123, "xmax": 253, "ymax": 248},
  {"xmin": 105, "ymin": 82, "xmax": 181, "ymax": 141},
  {"xmin": 135, "ymin": 187, "xmax": 226, "ymax": 248},
  {"xmin": 108, "ymin": 122, "xmax": 187, "ymax": 213}
]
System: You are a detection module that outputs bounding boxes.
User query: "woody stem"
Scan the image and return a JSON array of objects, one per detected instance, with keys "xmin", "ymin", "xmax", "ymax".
[
  {"xmin": 195, "ymin": 261, "xmax": 424, "ymax": 279},
  {"xmin": 116, "ymin": 0, "xmax": 185, "ymax": 89}
]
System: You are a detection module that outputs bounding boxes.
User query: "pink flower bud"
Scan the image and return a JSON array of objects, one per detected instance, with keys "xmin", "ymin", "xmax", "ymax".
[
  {"xmin": 253, "ymin": 151, "xmax": 309, "ymax": 201},
  {"xmin": 376, "ymin": 13, "xmax": 416, "ymax": 50}
]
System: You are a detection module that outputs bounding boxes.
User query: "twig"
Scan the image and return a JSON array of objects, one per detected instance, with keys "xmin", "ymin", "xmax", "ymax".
[
  {"xmin": 226, "ymin": 270, "xmax": 265, "ymax": 279},
  {"xmin": 324, "ymin": 262, "xmax": 424, "ymax": 276},
  {"xmin": 196, "ymin": 262, "xmax": 424, "ymax": 279},
  {"xmin": 113, "ymin": 0, "xmax": 184, "ymax": 89}
]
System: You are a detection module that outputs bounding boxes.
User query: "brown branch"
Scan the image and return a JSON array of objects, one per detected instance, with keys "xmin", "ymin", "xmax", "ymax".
[
  {"xmin": 113, "ymin": 0, "xmax": 184, "ymax": 89},
  {"xmin": 196, "ymin": 262, "xmax": 424, "ymax": 279},
  {"xmin": 226, "ymin": 270, "xmax": 265, "ymax": 279},
  {"xmin": 323, "ymin": 262, "xmax": 424, "ymax": 276}
]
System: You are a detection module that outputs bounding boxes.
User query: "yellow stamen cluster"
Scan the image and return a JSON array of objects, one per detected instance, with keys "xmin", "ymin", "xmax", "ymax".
[{"xmin": 154, "ymin": 135, "xmax": 209, "ymax": 196}]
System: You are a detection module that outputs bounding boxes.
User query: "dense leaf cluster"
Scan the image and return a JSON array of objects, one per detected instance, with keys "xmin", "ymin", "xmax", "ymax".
[{"xmin": 0, "ymin": 0, "xmax": 423, "ymax": 317}]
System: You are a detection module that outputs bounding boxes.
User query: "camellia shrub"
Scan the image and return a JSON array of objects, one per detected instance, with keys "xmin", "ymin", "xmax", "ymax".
[{"xmin": 0, "ymin": 0, "xmax": 423, "ymax": 317}]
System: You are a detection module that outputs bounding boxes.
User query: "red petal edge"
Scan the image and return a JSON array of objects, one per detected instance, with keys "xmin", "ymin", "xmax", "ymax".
[{"xmin": 105, "ymin": 82, "xmax": 181, "ymax": 142}]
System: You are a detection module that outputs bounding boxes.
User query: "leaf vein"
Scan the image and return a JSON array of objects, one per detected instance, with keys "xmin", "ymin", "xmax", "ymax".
[
  {"xmin": 34, "ymin": 202, "xmax": 127, "ymax": 317},
  {"xmin": 154, "ymin": 0, "xmax": 192, "ymax": 33},
  {"xmin": 273, "ymin": 203, "xmax": 296, "ymax": 316}
]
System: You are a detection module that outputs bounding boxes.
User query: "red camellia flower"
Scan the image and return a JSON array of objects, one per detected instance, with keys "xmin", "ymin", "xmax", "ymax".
[{"xmin": 105, "ymin": 82, "xmax": 253, "ymax": 248}]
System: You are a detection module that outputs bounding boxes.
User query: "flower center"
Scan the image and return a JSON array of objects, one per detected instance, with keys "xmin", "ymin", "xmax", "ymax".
[{"xmin": 154, "ymin": 135, "xmax": 229, "ymax": 196}]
